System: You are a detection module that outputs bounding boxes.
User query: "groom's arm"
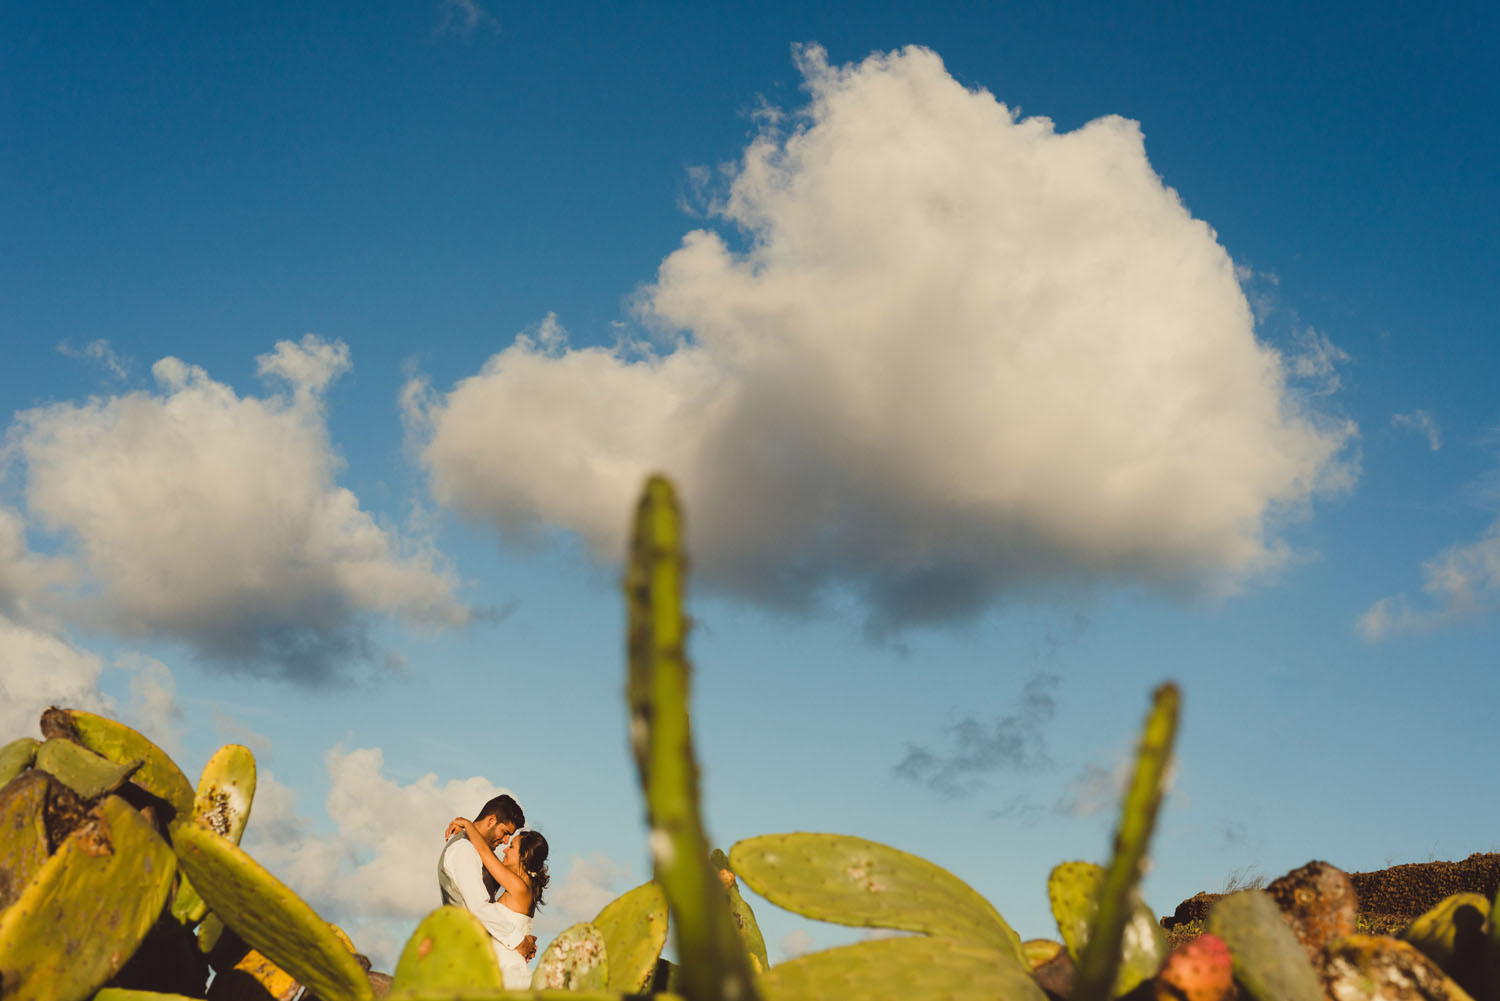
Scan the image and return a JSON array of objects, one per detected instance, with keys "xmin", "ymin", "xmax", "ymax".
[{"xmin": 442, "ymin": 841, "xmax": 494, "ymax": 914}]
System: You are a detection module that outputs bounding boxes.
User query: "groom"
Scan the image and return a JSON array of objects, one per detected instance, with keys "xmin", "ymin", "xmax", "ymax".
[{"xmin": 438, "ymin": 793, "xmax": 537, "ymax": 962}]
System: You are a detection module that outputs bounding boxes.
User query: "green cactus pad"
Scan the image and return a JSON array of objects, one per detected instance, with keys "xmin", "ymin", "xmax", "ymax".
[
  {"xmin": 711, "ymin": 848, "xmax": 770, "ymax": 973},
  {"xmin": 0, "ymin": 794, "xmax": 177, "ymax": 1001},
  {"xmin": 730, "ymin": 832, "xmax": 1027, "ymax": 967},
  {"xmin": 390, "ymin": 905, "xmax": 504, "ymax": 996},
  {"xmin": 33, "ymin": 737, "xmax": 142, "ymax": 800},
  {"xmin": 96, "ymin": 991, "xmax": 203, "ymax": 1000},
  {"xmin": 0, "ymin": 737, "xmax": 39, "ymax": 787},
  {"xmin": 1402, "ymin": 891, "xmax": 1489, "ymax": 996},
  {"xmin": 1206, "ymin": 890, "xmax": 1324, "ymax": 1001},
  {"xmin": 1047, "ymin": 860, "xmax": 1165, "ymax": 997},
  {"xmin": 758, "ymin": 936, "xmax": 1048, "ymax": 1001},
  {"xmin": 592, "ymin": 880, "xmax": 669, "ymax": 991},
  {"xmin": 625, "ymin": 475, "xmax": 761, "ymax": 1001},
  {"xmin": 531, "ymin": 922, "xmax": 609, "ymax": 991},
  {"xmin": 170, "ymin": 819, "xmax": 372, "ymax": 1001},
  {"xmin": 0, "ymin": 771, "xmax": 51, "ymax": 910},
  {"xmin": 58, "ymin": 710, "xmax": 195, "ymax": 818}
]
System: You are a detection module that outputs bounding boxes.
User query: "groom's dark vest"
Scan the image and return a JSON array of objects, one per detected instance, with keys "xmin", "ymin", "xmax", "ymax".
[{"xmin": 438, "ymin": 832, "xmax": 470, "ymax": 907}]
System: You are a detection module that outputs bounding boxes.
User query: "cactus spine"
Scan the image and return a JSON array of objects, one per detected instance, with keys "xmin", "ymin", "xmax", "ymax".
[
  {"xmin": 624, "ymin": 475, "xmax": 760, "ymax": 1001},
  {"xmin": 1072, "ymin": 682, "xmax": 1179, "ymax": 1001}
]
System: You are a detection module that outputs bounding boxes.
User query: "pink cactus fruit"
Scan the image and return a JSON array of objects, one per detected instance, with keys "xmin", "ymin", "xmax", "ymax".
[{"xmin": 1155, "ymin": 933, "xmax": 1234, "ymax": 1001}]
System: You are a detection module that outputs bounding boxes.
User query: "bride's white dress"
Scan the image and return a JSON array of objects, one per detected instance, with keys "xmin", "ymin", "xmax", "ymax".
[{"xmin": 480, "ymin": 894, "xmax": 533, "ymax": 990}]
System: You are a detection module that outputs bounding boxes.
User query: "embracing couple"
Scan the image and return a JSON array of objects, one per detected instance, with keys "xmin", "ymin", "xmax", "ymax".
[{"xmin": 437, "ymin": 794, "xmax": 551, "ymax": 989}]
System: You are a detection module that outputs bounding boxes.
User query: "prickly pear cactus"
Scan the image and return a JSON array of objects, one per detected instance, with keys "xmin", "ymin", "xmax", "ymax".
[
  {"xmin": 592, "ymin": 880, "xmax": 669, "ymax": 991},
  {"xmin": 1322, "ymin": 934, "xmax": 1476, "ymax": 1001},
  {"xmin": 33, "ymin": 737, "xmax": 142, "ymax": 800},
  {"xmin": 0, "ymin": 793, "xmax": 177, "ymax": 1001},
  {"xmin": 48, "ymin": 709, "xmax": 194, "ymax": 817},
  {"xmin": 0, "ymin": 736, "xmax": 39, "ymax": 786},
  {"xmin": 624, "ymin": 475, "xmax": 760, "ymax": 1001},
  {"xmin": 711, "ymin": 848, "xmax": 770, "ymax": 973},
  {"xmin": 1206, "ymin": 890, "xmax": 1324, "ymax": 1001},
  {"xmin": 730, "ymin": 831, "xmax": 1027, "ymax": 968},
  {"xmin": 1048, "ymin": 860, "xmax": 1166, "ymax": 997},
  {"xmin": 0, "ymin": 771, "xmax": 51, "ymax": 910},
  {"xmin": 1402, "ymin": 892, "xmax": 1490, "ymax": 998},
  {"xmin": 1023, "ymin": 938, "xmax": 1065, "ymax": 969},
  {"xmin": 1071, "ymin": 683, "xmax": 1178, "ymax": 1001},
  {"xmin": 389, "ymin": 905, "xmax": 504, "ymax": 996},
  {"xmin": 173, "ymin": 742, "xmax": 259, "ymax": 925},
  {"xmin": 170, "ymin": 819, "xmax": 372, "ymax": 1001},
  {"xmin": 758, "ymin": 935, "xmax": 1048, "ymax": 1001},
  {"xmin": 1153, "ymin": 932, "xmax": 1232, "ymax": 1001},
  {"xmin": 531, "ymin": 921, "xmax": 609, "ymax": 991},
  {"xmin": 95, "ymin": 991, "xmax": 203, "ymax": 1000}
]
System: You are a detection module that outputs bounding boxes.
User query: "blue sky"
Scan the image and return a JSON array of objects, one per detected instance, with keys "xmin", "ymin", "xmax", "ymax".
[{"xmin": 3, "ymin": 0, "xmax": 1499, "ymax": 971}]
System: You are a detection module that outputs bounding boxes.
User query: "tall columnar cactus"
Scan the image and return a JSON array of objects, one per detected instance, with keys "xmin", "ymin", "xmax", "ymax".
[
  {"xmin": 624, "ymin": 474, "xmax": 760, "ymax": 1001},
  {"xmin": 757, "ymin": 935, "xmax": 1047, "ymax": 1001},
  {"xmin": 0, "ymin": 794, "xmax": 177, "ymax": 1001},
  {"xmin": 1071, "ymin": 682, "xmax": 1179, "ymax": 1001},
  {"xmin": 170, "ymin": 819, "xmax": 372, "ymax": 1001},
  {"xmin": 389, "ymin": 905, "xmax": 504, "ymax": 997},
  {"xmin": 592, "ymin": 880, "xmax": 671, "ymax": 992},
  {"xmin": 730, "ymin": 831, "xmax": 1027, "ymax": 968}
]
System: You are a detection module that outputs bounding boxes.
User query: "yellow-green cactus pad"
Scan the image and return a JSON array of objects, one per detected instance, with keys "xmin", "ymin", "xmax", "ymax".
[
  {"xmin": 33, "ymin": 737, "xmax": 142, "ymax": 800},
  {"xmin": 711, "ymin": 848, "xmax": 770, "ymax": 973},
  {"xmin": 1047, "ymin": 860, "xmax": 1165, "ymax": 997},
  {"xmin": 1322, "ymin": 934, "xmax": 1475, "ymax": 1001},
  {"xmin": 531, "ymin": 922, "xmax": 609, "ymax": 991},
  {"xmin": 0, "ymin": 794, "xmax": 177, "ymax": 1001},
  {"xmin": 0, "ymin": 771, "xmax": 50, "ymax": 910},
  {"xmin": 759, "ymin": 936, "xmax": 1048, "ymax": 1001},
  {"xmin": 61, "ymin": 710, "xmax": 194, "ymax": 817},
  {"xmin": 1207, "ymin": 890, "xmax": 1324, "ymax": 1001},
  {"xmin": 592, "ymin": 880, "xmax": 669, "ymax": 991},
  {"xmin": 1401, "ymin": 892, "xmax": 1489, "ymax": 997},
  {"xmin": 730, "ymin": 832, "xmax": 1026, "ymax": 967},
  {"xmin": 390, "ymin": 906, "xmax": 503, "ymax": 997},
  {"xmin": 170, "ymin": 820, "xmax": 372, "ymax": 1001},
  {"xmin": 96, "ymin": 991, "xmax": 202, "ymax": 1000},
  {"xmin": 0, "ymin": 737, "xmax": 39, "ymax": 787},
  {"xmin": 173, "ymin": 743, "xmax": 258, "ymax": 925}
]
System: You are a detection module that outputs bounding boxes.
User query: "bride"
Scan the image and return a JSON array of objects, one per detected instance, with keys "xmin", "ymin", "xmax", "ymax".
[{"xmin": 445, "ymin": 816, "xmax": 551, "ymax": 990}]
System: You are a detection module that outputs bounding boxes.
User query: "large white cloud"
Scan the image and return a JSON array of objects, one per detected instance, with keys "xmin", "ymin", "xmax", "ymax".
[
  {"xmin": 407, "ymin": 45, "xmax": 1354, "ymax": 629},
  {"xmin": 10, "ymin": 335, "xmax": 467, "ymax": 682},
  {"xmin": 1358, "ymin": 517, "xmax": 1500, "ymax": 640}
]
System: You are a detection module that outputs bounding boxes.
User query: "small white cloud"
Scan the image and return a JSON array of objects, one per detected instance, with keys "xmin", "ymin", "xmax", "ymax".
[
  {"xmin": 116, "ymin": 653, "xmax": 183, "ymax": 754},
  {"xmin": 435, "ymin": 0, "xmax": 497, "ymax": 38},
  {"xmin": 1359, "ymin": 518, "xmax": 1500, "ymax": 640},
  {"xmin": 777, "ymin": 930, "xmax": 815, "ymax": 960},
  {"xmin": 409, "ymin": 44, "xmax": 1355, "ymax": 633},
  {"xmin": 57, "ymin": 339, "xmax": 130, "ymax": 380},
  {"xmin": 11, "ymin": 336, "xmax": 467, "ymax": 683},
  {"xmin": 1286, "ymin": 327, "xmax": 1351, "ymax": 396},
  {"xmin": 1391, "ymin": 410, "xmax": 1442, "ymax": 451}
]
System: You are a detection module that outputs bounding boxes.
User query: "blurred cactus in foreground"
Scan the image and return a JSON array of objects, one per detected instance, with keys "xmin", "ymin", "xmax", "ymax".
[{"xmin": 4, "ymin": 473, "xmax": 1500, "ymax": 1001}]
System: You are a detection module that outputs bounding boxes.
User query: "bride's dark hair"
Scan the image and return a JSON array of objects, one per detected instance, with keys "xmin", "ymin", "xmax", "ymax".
[{"xmin": 516, "ymin": 831, "xmax": 550, "ymax": 915}]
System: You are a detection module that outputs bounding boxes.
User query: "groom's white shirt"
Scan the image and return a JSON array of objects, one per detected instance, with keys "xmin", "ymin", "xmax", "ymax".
[{"xmin": 440, "ymin": 839, "xmax": 527, "ymax": 949}]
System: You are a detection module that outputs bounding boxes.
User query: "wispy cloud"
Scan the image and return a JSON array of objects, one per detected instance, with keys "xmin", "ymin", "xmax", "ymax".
[
  {"xmin": 434, "ymin": 0, "xmax": 498, "ymax": 39},
  {"xmin": 57, "ymin": 338, "xmax": 130, "ymax": 380},
  {"xmin": 407, "ymin": 44, "xmax": 1355, "ymax": 634},
  {"xmin": 895, "ymin": 673, "xmax": 1058, "ymax": 798},
  {"xmin": 1358, "ymin": 517, "xmax": 1500, "ymax": 640},
  {"xmin": 1391, "ymin": 410, "xmax": 1442, "ymax": 450}
]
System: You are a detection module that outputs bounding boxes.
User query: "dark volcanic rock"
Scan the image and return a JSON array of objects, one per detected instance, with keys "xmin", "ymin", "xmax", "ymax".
[
  {"xmin": 1266, "ymin": 860, "xmax": 1357, "ymax": 959},
  {"xmin": 1351, "ymin": 854, "xmax": 1500, "ymax": 928}
]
